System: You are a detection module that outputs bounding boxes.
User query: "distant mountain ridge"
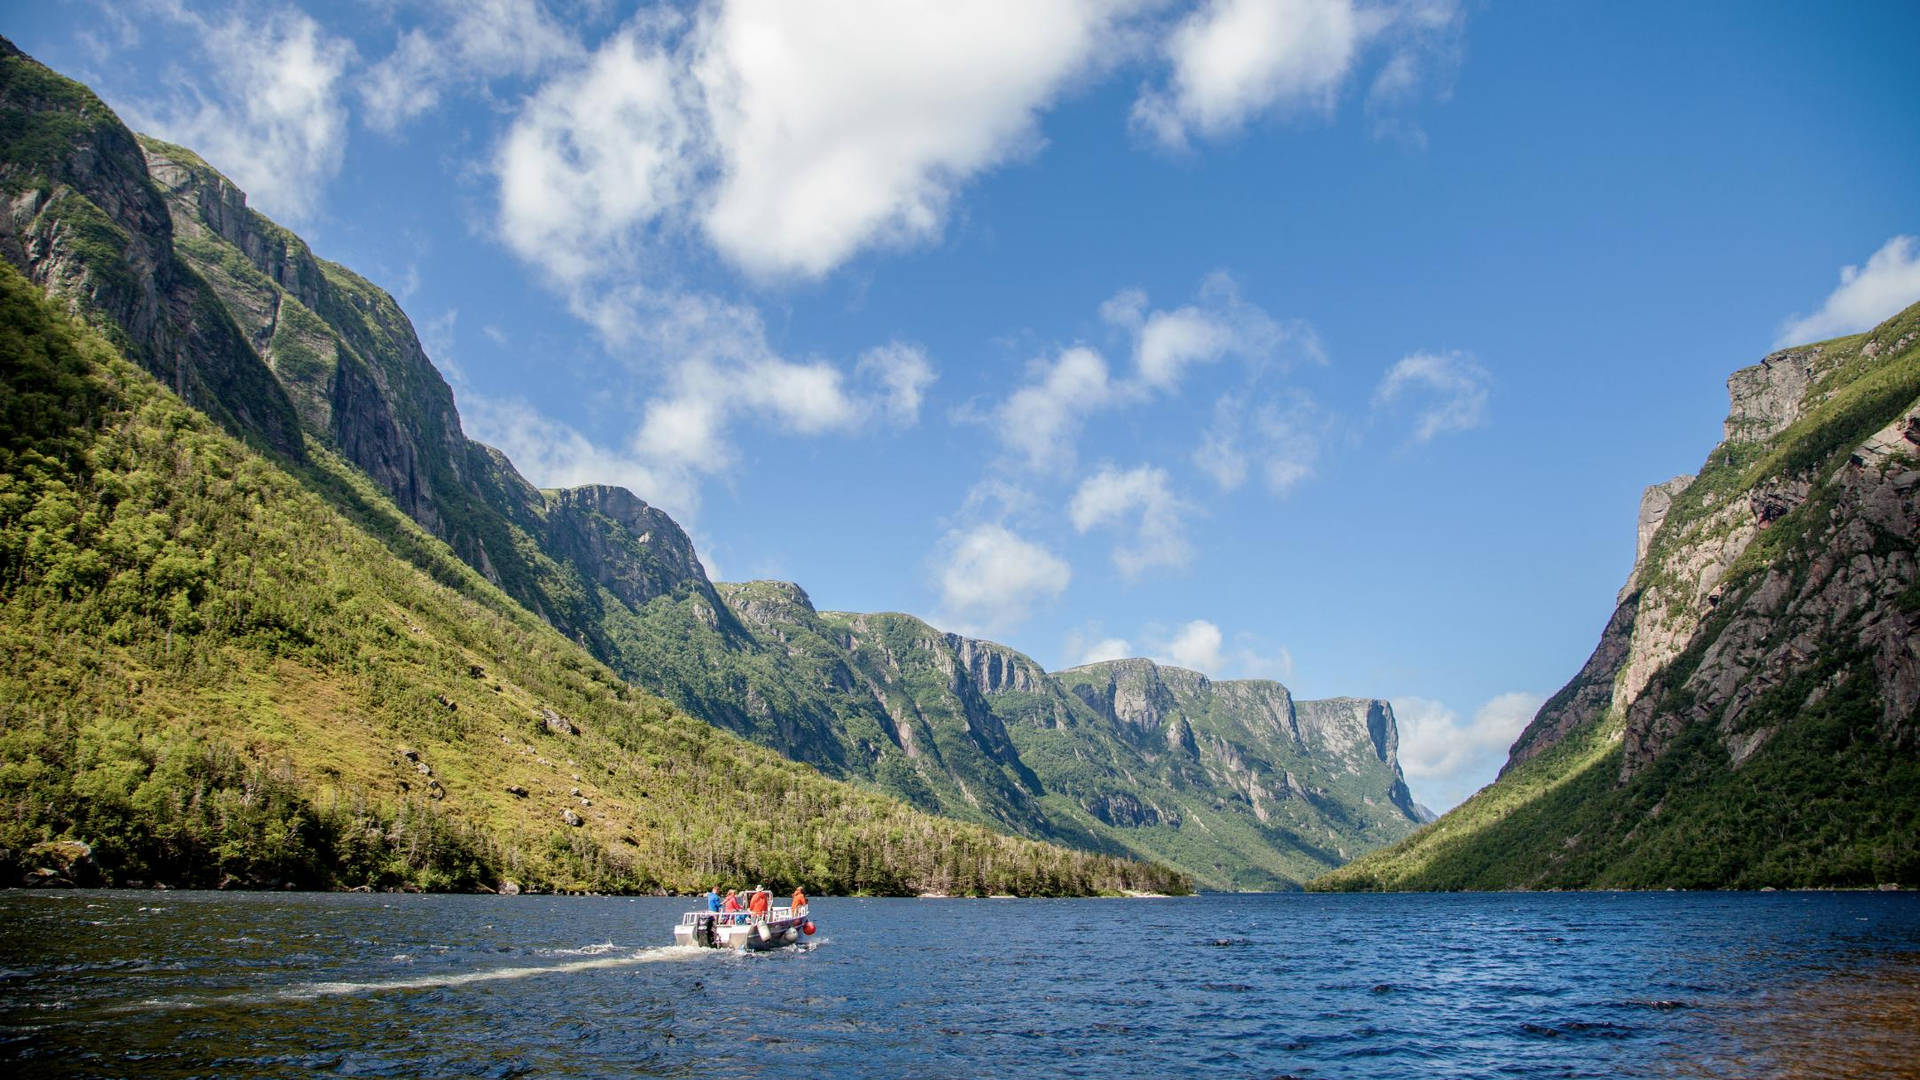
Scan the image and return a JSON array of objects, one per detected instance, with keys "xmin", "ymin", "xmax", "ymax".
[
  {"xmin": 1319, "ymin": 300, "xmax": 1920, "ymax": 891},
  {"xmin": 0, "ymin": 39, "xmax": 1419, "ymax": 890}
]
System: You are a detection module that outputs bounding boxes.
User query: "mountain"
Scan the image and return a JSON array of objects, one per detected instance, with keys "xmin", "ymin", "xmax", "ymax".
[
  {"xmin": 0, "ymin": 39, "xmax": 1416, "ymax": 890},
  {"xmin": 1317, "ymin": 302, "xmax": 1920, "ymax": 891},
  {"xmin": 623, "ymin": 581, "xmax": 1423, "ymax": 889}
]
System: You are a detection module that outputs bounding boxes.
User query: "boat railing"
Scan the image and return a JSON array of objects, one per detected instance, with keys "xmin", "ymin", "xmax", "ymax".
[{"xmin": 680, "ymin": 903, "xmax": 808, "ymax": 926}]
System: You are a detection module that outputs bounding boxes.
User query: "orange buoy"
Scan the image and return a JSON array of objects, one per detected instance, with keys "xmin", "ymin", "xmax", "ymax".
[{"xmin": 802, "ymin": 921, "xmax": 816, "ymax": 935}]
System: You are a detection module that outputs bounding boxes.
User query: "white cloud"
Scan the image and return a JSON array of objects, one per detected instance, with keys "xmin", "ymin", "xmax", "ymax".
[
  {"xmin": 1157, "ymin": 618, "xmax": 1225, "ymax": 672},
  {"xmin": 361, "ymin": 0, "xmax": 581, "ymax": 131},
  {"xmin": 1139, "ymin": 618, "xmax": 1292, "ymax": 679},
  {"xmin": 496, "ymin": 0, "xmax": 1142, "ymax": 285},
  {"xmin": 1133, "ymin": 0, "xmax": 1362, "ymax": 147},
  {"xmin": 495, "ymin": 21, "xmax": 698, "ymax": 286},
  {"xmin": 1775, "ymin": 235, "xmax": 1920, "ymax": 348},
  {"xmin": 935, "ymin": 523, "xmax": 1072, "ymax": 633},
  {"xmin": 995, "ymin": 345, "xmax": 1120, "ymax": 473},
  {"xmin": 1132, "ymin": 0, "xmax": 1463, "ymax": 150},
  {"xmin": 125, "ymin": 2, "xmax": 354, "ymax": 221},
  {"xmin": 460, "ymin": 393, "xmax": 702, "ymax": 524},
  {"xmin": 1193, "ymin": 403, "xmax": 1250, "ymax": 491},
  {"xmin": 1107, "ymin": 272, "xmax": 1312, "ymax": 391},
  {"xmin": 1072, "ymin": 634, "xmax": 1135, "ymax": 666},
  {"xmin": 990, "ymin": 275, "xmax": 1308, "ymax": 473},
  {"xmin": 697, "ymin": 0, "xmax": 1140, "ymax": 278},
  {"xmin": 1194, "ymin": 393, "xmax": 1323, "ymax": 495},
  {"xmin": 1069, "ymin": 464, "xmax": 1193, "ymax": 578},
  {"xmin": 1373, "ymin": 349, "xmax": 1489, "ymax": 442},
  {"xmin": 858, "ymin": 343, "xmax": 939, "ymax": 427},
  {"xmin": 1392, "ymin": 691, "xmax": 1543, "ymax": 812}
]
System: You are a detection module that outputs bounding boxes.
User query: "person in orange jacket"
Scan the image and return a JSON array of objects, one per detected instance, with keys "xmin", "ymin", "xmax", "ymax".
[
  {"xmin": 747, "ymin": 886, "xmax": 771, "ymax": 917},
  {"xmin": 791, "ymin": 886, "xmax": 807, "ymax": 912}
]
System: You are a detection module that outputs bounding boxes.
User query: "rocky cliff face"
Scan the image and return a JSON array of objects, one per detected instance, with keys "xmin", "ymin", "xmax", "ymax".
[
  {"xmin": 618, "ymin": 579, "xmax": 1422, "ymax": 888},
  {"xmin": 1321, "ymin": 302, "xmax": 1920, "ymax": 892},
  {"xmin": 0, "ymin": 39, "xmax": 302, "ymax": 457}
]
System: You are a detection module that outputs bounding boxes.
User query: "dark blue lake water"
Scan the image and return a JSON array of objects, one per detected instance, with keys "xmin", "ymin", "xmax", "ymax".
[{"xmin": 3, "ymin": 890, "xmax": 1918, "ymax": 1078}]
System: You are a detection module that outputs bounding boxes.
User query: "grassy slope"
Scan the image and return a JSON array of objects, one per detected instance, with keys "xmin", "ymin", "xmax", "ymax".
[
  {"xmin": 1316, "ymin": 308, "xmax": 1920, "ymax": 891},
  {"xmin": 0, "ymin": 261, "xmax": 1189, "ymax": 896}
]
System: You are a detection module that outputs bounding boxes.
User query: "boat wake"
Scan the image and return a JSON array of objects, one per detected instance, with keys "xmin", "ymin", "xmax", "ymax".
[
  {"xmin": 281, "ymin": 946, "xmax": 700, "ymax": 1000},
  {"xmin": 116, "ymin": 946, "xmax": 707, "ymax": 1013}
]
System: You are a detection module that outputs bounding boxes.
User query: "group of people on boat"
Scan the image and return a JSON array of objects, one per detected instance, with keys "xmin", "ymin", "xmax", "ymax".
[{"xmin": 705, "ymin": 884, "xmax": 806, "ymax": 923}]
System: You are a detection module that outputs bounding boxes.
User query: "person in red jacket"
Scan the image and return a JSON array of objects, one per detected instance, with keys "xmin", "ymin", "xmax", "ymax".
[
  {"xmin": 721, "ymin": 889, "xmax": 743, "ymax": 923},
  {"xmin": 747, "ymin": 886, "xmax": 771, "ymax": 917}
]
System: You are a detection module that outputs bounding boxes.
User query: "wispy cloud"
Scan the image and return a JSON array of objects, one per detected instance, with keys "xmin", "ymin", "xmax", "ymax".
[
  {"xmin": 1373, "ymin": 349, "xmax": 1490, "ymax": 443},
  {"xmin": 1068, "ymin": 464, "xmax": 1194, "ymax": 578},
  {"xmin": 360, "ymin": 0, "xmax": 582, "ymax": 132},
  {"xmin": 1775, "ymin": 235, "xmax": 1920, "ymax": 348},
  {"xmin": 120, "ymin": 1, "xmax": 355, "ymax": 221}
]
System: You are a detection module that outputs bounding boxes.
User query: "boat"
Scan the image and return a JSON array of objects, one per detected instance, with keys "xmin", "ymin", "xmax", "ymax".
[{"xmin": 674, "ymin": 901, "xmax": 815, "ymax": 951}]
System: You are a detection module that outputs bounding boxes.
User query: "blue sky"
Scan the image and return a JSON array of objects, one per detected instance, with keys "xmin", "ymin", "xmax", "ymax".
[{"xmin": 13, "ymin": 1, "xmax": 1920, "ymax": 810}]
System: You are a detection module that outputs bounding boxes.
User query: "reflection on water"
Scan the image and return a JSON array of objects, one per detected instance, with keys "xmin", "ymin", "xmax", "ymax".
[
  {"xmin": 1, "ymin": 890, "xmax": 1916, "ymax": 1079},
  {"xmin": 1659, "ymin": 952, "xmax": 1920, "ymax": 1080}
]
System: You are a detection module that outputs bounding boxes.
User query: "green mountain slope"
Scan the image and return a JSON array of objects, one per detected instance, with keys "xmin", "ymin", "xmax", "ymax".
[
  {"xmin": 0, "ymin": 259, "xmax": 1188, "ymax": 895},
  {"xmin": 622, "ymin": 583, "xmax": 1423, "ymax": 889},
  {"xmin": 1317, "ymin": 303, "xmax": 1920, "ymax": 891}
]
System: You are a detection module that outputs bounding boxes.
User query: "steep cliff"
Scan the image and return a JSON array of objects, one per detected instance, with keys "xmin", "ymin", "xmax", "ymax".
[
  {"xmin": 621, "ymin": 583, "xmax": 1423, "ymax": 889},
  {"xmin": 1318, "ymin": 302, "xmax": 1920, "ymax": 891},
  {"xmin": 0, "ymin": 39, "xmax": 302, "ymax": 457}
]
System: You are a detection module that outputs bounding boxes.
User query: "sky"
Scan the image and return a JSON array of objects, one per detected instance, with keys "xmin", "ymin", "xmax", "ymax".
[{"xmin": 11, "ymin": 0, "xmax": 1920, "ymax": 811}]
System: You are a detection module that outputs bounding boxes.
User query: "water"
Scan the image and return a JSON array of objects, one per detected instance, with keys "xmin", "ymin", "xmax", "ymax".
[{"xmin": 3, "ymin": 890, "xmax": 1918, "ymax": 1079}]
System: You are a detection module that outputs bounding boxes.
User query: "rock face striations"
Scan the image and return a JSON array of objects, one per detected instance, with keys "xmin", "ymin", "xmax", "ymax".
[
  {"xmin": 623, "ymin": 581, "xmax": 1424, "ymax": 889},
  {"xmin": 1319, "ymin": 302, "xmax": 1920, "ymax": 891},
  {"xmin": 0, "ymin": 41, "xmax": 1419, "ymax": 891}
]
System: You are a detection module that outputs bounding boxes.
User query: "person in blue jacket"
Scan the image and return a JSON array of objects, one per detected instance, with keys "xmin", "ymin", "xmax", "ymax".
[{"xmin": 706, "ymin": 886, "xmax": 723, "ymax": 913}]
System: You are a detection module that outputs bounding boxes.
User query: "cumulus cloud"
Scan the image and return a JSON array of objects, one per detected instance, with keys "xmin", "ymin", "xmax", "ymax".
[
  {"xmin": 496, "ymin": 0, "xmax": 1141, "ymax": 285},
  {"xmin": 1158, "ymin": 618, "xmax": 1226, "ymax": 672},
  {"xmin": 361, "ymin": 0, "xmax": 581, "ymax": 131},
  {"xmin": 1070, "ymin": 633, "xmax": 1135, "ymax": 666},
  {"xmin": 1392, "ymin": 691, "xmax": 1543, "ymax": 812},
  {"xmin": 1132, "ymin": 0, "xmax": 1462, "ymax": 150},
  {"xmin": 1136, "ymin": 619, "xmax": 1293, "ymax": 679},
  {"xmin": 1775, "ymin": 235, "xmax": 1920, "ymax": 348},
  {"xmin": 1373, "ymin": 349, "xmax": 1489, "ymax": 442},
  {"xmin": 495, "ymin": 21, "xmax": 699, "ymax": 286},
  {"xmin": 1069, "ymin": 464, "xmax": 1193, "ymax": 578},
  {"xmin": 935, "ymin": 523, "xmax": 1072, "ymax": 633},
  {"xmin": 995, "ymin": 346, "xmax": 1120, "ymax": 473},
  {"xmin": 696, "ymin": 0, "xmax": 1139, "ymax": 278},
  {"xmin": 124, "ymin": 2, "xmax": 354, "ymax": 221}
]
